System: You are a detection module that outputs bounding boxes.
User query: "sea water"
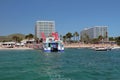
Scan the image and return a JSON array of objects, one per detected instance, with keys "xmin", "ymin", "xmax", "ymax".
[{"xmin": 0, "ymin": 48, "xmax": 120, "ymax": 80}]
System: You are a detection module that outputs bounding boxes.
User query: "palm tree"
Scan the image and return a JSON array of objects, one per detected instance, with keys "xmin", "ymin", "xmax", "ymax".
[
  {"xmin": 73, "ymin": 33, "xmax": 76, "ymax": 42},
  {"xmin": 73, "ymin": 32, "xmax": 79, "ymax": 42},
  {"xmin": 66, "ymin": 32, "xmax": 73, "ymax": 43},
  {"xmin": 98, "ymin": 35, "xmax": 103, "ymax": 41},
  {"xmin": 63, "ymin": 35, "xmax": 67, "ymax": 42},
  {"xmin": 75, "ymin": 32, "xmax": 79, "ymax": 42}
]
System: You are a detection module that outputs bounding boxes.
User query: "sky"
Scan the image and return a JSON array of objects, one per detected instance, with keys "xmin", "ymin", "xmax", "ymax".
[{"xmin": 0, "ymin": 0, "xmax": 120, "ymax": 37}]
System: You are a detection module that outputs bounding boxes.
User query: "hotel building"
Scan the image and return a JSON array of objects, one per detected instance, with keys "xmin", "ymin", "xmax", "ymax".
[
  {"xmin": 80, "ymin": 26, "xmax": 108, "ymax": 41},
  {"xmin": 35, "ymin": 21, "xmax": 55, "ymax": 39}
]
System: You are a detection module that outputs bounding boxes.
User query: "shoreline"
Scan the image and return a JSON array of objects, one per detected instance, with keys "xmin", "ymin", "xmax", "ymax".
[
  {"xmin": 64, "ymin": 43, "xmax": 120, "ymax": 48},
  {"xmin": 0, "ymin": 43, "xmax": 120, "ymax": 50},
  {"xmin": 0, "ymin": 47, "xmax": 33, "ymax": 50}
]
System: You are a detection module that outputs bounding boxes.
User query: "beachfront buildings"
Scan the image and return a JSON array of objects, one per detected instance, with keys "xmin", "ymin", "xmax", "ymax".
[
  {"xmin": 80, "ymin": 26, "xmax": 108, "ymax": 42},
  {"xmin": 35, "ymin": 21, "xmax": 55, "ymax": 39}
]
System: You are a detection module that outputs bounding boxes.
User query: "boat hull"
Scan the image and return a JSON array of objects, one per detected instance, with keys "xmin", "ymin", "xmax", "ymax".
[
  {"xmin": 95, "ymin": 49, "xmax": 107, "ymax": 51},
  {"xmin": 44, "ymin": 50, "xmax": 64, "ymax": 53},
  {"xmin": 94, "ymin": 47, "xmax": 111, "ymax": 51}
]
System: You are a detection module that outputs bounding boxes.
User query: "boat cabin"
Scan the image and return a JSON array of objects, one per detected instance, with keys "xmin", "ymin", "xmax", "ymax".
[{"xmin": 41, "ymin": 32, "xmax": 64, "ymax": 52}]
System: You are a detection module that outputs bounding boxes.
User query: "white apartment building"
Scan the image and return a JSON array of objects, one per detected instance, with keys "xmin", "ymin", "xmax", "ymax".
[
  {"xmin": 35, "ymin": 21, "xmax": 55, "ymax": 39},
  {"xmin": 80, "ymin": 26, "xmax": 108, "ymax": 41}
]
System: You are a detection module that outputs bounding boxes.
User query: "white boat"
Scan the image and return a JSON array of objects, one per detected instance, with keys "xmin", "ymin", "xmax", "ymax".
[
  {"xmin": 111, "ymin": 46, "xmax": 120, "ymax": 50},
  {"xmin": 41, "ymin": 32, "xmax": 64, "ymax": 52},
  {"xmin": 94, "ymin": 47, "xmax": 108, "ymax": 51}
]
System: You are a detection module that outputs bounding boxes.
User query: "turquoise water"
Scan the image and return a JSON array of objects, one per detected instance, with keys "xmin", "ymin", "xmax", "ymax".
[{"xmin": 0, "ymin": 49, "xmax": 120, "ymax": 80}]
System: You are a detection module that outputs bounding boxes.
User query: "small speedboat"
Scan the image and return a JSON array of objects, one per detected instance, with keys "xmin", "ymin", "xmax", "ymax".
[
  {"xmin": 111, "ymin": 46, "xmax": 120, "ymax": 50},
  {"xmin": 95, "ymin": 47, "xmax": 108, "ymax": 51}
]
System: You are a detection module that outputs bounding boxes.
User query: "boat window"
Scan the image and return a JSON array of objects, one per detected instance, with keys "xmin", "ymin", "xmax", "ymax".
[
  {"xmin": 48, "ymin": 43, "xmax": 50, "ymax": 47},
  {"xmin": 49, "ymin": 43, "xmax": 58, "ymax": 48}
]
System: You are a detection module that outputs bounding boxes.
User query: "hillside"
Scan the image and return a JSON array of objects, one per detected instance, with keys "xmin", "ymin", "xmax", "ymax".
[
  {"xmin": 7, "ymin": 33, "xmax": 25, "ymax": 38},
  {"xmin": 0, "ymin": 33, "xmax": 25, "ymax": 42}
]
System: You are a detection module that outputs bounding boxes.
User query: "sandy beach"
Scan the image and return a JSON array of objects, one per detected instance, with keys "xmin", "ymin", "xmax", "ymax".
[
  {"xmin": 0, "ymin": 43, "xmax": 119, "ymax": 50},
  {"xmin": 64, "ymin": 43, "xmax": 120, "ymax": 48}
]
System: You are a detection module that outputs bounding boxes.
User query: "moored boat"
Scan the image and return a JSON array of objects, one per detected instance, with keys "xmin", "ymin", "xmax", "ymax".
[
  {"xmin": 41, "ymin": 32, "xmax": 64, "ymax": 52},
  {"xmin": 111, "ymin": 46, "xmax": 120, "ymax": 50},
  {"xmin": 94, "ymin": 47, "xmax": 108, "ymax": 51}
]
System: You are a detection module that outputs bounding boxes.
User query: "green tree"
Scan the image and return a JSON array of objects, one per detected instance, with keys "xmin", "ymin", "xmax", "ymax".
[
  {"xmin": 63, "ymin": 35, "xmax": 67, "ymax": 42},
  {"xmin": 76, "ymin": 32, "xmax": 79, "ymax": 42},
  {"xmin": 115, "ymin": 36, "xmax": 120, "ymax": 45},
  {"xmin": 73, "ymin": 33, "xmax": 76, "ymax": 42},
  {"xmin": 98, "ymin": 35, "xmax": 104, "ymax": 41},
  {"xmin": 25, "ymin": 34, "xmax": 34, "ymax": 40},
  {"xmin": 109, "ymin": 37, "xmax": 115, "ymax": 41},
  {"xmin": 66, "ymin": 32, "xmax": 73, "ymax": 42},
  {"xmin": 73, "ymin": 32, "xmax": 79, "ymax": 42},
  {"xmin": 12, "ymin": 36, "xmax": 21, "ymax": 42},
  {"xmin": 82, "ymin": 33, "xmax": 90, "ymax": 43},
  {"xmin": 91, "ymin": 38, "xmax": 99, "ymax": 44}
]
